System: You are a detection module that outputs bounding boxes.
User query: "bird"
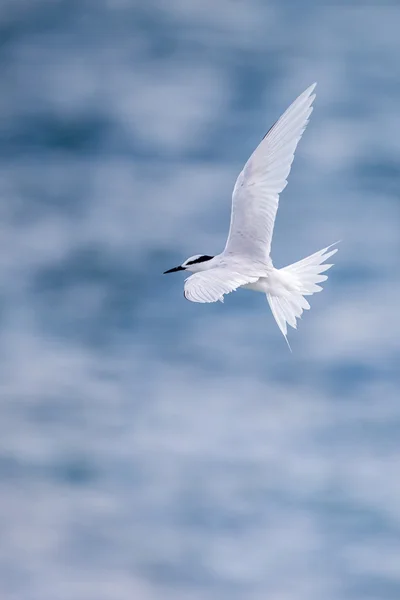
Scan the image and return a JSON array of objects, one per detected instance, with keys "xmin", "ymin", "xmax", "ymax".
[{"xmin": 164, "ymin": 83, "xmax": 338, "ymax": 350}]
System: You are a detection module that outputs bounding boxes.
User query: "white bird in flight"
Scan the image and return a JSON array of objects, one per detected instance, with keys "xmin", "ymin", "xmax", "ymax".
[{"xmin": 164, "ymin": 83, "xmax": 337, "ymax": 349}]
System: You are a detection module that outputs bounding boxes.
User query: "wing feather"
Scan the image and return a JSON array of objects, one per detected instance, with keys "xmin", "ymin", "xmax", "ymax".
[
  {"xmin": 223, "ymin": 83, "xmax": 317, "ymax": 262},
  {"xmin": 184, "ymin": 269, "xmax": 259, "ymax": 303}
]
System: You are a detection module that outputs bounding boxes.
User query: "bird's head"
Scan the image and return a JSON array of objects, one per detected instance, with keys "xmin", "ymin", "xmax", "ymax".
[{"xmin": 163, "ymin": 254, "xmax": 214, "ymax": 274}]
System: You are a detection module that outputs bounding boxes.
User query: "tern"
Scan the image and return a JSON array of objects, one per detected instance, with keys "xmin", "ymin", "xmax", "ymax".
[{"xmin": 164, "ymin": 83, "xmax": 338, "ymax": 349}]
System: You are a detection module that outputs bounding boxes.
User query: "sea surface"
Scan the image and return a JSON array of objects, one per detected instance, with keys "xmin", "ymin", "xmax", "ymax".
[{"xmin": 1, "ymin": 1, "xmax": 400, "ymax": 599}]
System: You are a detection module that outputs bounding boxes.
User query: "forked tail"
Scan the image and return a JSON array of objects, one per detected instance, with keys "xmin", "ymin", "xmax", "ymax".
[{"xmin": 267, "ymin": 243, "xmax": 338, "ymax": 351}]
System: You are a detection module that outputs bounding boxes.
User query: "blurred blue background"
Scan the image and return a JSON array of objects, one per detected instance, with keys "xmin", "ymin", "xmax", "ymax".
[{"xmin": 1, "ymin": 1, "xmax": 400, "ymax": 599}]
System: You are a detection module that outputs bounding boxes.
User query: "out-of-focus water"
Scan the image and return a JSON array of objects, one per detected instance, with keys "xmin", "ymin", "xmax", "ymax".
[{"xmin": 0, "ymin": 1, "xmax": 399, "ymax": 599}]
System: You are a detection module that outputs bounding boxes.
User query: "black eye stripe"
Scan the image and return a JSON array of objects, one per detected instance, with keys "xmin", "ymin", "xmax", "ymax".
[{"xmin": 186, "ymin": 255, "xmax": 214, "ymax": 266}]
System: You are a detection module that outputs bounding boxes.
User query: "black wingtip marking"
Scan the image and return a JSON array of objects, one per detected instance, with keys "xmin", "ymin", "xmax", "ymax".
[{"xmin": 261, "ymin": 119, "xmax": 277, "ymax": 141}]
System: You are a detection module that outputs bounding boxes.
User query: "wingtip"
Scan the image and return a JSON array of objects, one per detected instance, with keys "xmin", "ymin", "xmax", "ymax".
[
  {"xmin": 301, "ymin": 82, "xmax": 317, "ymax": 97},
  {"xmin": 300, "ymin": 82, "xmax": 317, "ymax": 106},
  {"xmin": 324, "ymin": 240, "xmax": 341, "ymax": 254}
]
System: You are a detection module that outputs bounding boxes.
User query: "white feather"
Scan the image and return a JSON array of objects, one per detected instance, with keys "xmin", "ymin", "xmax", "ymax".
[
  {"xmin": 184, "ymin": 269, "xmax": 259, "ymax": 303},
  {"xmin": 223, "ymin": 83, "xmax": 316, "ymax": 261}
]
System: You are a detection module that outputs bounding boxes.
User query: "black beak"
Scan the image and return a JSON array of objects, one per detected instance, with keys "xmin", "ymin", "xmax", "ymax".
[{"xmin": 163, "ymin": 265, "xmax": 185, "ymax": 274}]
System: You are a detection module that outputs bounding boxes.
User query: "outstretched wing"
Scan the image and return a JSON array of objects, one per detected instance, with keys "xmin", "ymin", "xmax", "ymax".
[
  {"xmin": 184, "ymin": 268, "xmax": 259, "ymax": 303},
  {"xmin": 223, "ymin": 83, "xmax": 317, "ymax": 262}
]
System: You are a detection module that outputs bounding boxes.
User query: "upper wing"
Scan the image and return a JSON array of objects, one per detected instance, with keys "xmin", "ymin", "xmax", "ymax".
[
  {"xmin": 184, "ymin": 268, "xmax": 259, "ymax": 303},
  {"xmin": 223, "ymin": 83, "xmax": 317, "ymax": 262}
]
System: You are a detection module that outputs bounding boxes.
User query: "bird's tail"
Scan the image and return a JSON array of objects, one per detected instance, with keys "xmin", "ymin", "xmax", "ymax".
[{"xmin": 266, "ymin": 243, "xmax": 338, "ymax": 351}]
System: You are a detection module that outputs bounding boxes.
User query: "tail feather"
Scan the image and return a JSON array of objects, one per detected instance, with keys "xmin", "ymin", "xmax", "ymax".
[
  {"xmin": 267, "ymin": 295, "xmax": 293, "ymax": 351},
  {"xmin": 267, "ymin": 243, "xmax": 338, "ymax": 349}
]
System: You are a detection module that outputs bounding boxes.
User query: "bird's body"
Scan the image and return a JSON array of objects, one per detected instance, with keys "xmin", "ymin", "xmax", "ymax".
[{"xmin": 164, "ymin": 83, "xmax": 338, "ymax": 349}]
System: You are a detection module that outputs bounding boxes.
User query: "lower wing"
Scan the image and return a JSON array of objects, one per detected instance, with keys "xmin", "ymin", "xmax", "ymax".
[{"xmin": 184, "ymin": 268, "xmax": 259, "ymax": 303}]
